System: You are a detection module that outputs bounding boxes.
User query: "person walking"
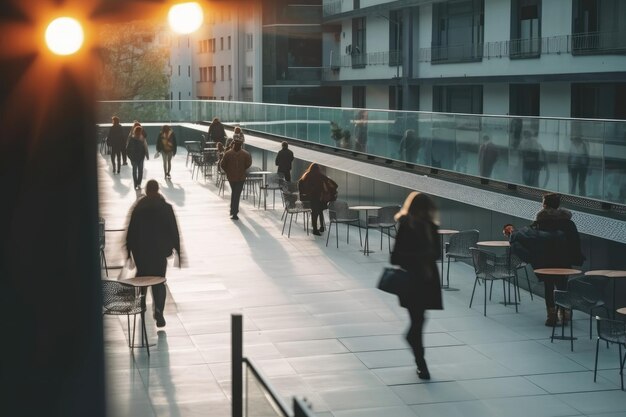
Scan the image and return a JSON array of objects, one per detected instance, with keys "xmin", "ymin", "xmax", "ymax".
[
  {"xmin": 226, "ymin": 126, "xmax": 245, "ymax": 149},
  {"xmin": 127, "ymin": 125, "xmax": 149, "ymax": 190},
  {"xmin": 353, "ymin": 110, "xmax": 369, "ymax": 152},
  {"xmin": 399, "ymin": 129, "xmax": 420, "ymax": 163},
  {"xmin": 275, "ymin": 141, "xmax": 294, "ymax": 181},
  {"xmin": 156, "ymin": 125, "xmax": 177, "ymax": 180},
  {"xmin": 478, "ymin": 134, "xmax": 498, "ymax": 178},
  {"xmin": 126, "ymin": 180, "xmax": 182, "ymax": 328},
  {"xmin": 219, "ymin": 137, "xmax": 251, "ymax": 220},
  {"xmin": 567, "ymin": 135, "xmax": 589, "ymax": 196},
  {"xmin": 391, "ymin": 191, "xmax": 442, "ymax": 380},
  {"xmin": 298, "ymin": 163, "xmax": 337, "ymax": 236},
  {"xmin": 106, "ymin": 116, "xmax": 125, "ymax": 174},
  {"xmin": 207, "ymin": 117, "xmax": 227, "ymax": 146},
  {"xmin": 509, "ymin": 193, "xmax": 585, "ymax": 326},
  {"xmin": 520, "ymin": 130, "xmax": 546, "ymax": 187}
]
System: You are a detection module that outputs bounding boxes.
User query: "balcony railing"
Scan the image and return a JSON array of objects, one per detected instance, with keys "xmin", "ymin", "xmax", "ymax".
[
  {"xmin": 322, "ymin": 0, "xmax": 343, "ymax": 17},
  {"xmin": 430, "ymin": 43, "xmax": 483, "ymax": 63},
  {"xmin": 96, "ymin": 99, "xmax": 626, "ymax": 206},
  {"xmin": 572, "ymin": 31, "xmax": 626, "ymax": 55},
  {"xmin": 338, "ymin": 50, "xmax": 403, "ymax": 68}
]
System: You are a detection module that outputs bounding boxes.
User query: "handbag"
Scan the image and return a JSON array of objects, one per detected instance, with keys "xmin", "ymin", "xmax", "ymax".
[{"xmin": 377, "ymin": 266, "xmax": 410, "ymax": 296}]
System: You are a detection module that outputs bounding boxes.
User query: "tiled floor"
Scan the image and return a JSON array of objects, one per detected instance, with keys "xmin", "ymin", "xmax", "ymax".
[{"xmin": 99, "ymin": 145, "xmax": 625, "ymax": 417}]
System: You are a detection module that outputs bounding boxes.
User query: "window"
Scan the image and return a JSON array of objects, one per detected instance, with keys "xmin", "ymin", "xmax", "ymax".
[
  {"xmin": 246, "ymin": 33, "xmax": 253, "ymax": 50},
  {"xmin": 510, "ymin": 0, "xmax": 541, "ymax": 58},
  {"xmin": 432, "ymin": 0, "xmax": 484, "ymax": 63},
  {"xmin": 433, "ymin": 85, "xmax": 483, "ymax": 114},
  {"xmin": 351, "ymin": 17, "xmax": 366, "ymax": 68},
  {"xmin": 510, "ymin": 84, "xmax": 540, "ymax": 116},
  {"xmin": 212, "ymin": 67, "xmax": 217, "ymax": 82},
  {"xmin": 220, "ymin": 37, "xmax": 224, "ymax": 50},
  {"xmin": 228, "ymin": 36, "xmax": 231, "ymax": 50},
  {"xmin": 220, "ymin": 65, "xmax": 224, "ymax": 81},
  {"xmin": 246, "ymin": 66, "xmax": 253, "ymax": 79},
  {"xmin": 352, "ymin": 86, "xmax": 365, "ymax": 108},
  {"xmin": 228, "ymin": 65, "xmax": 232, "ymax": 80},
  {"xmin": 389, "ymin": 85, "xmax": 403, "ymax": 110},
  {"xmin": 572, "ymin": 0, "xmax": 626, "ymax": 54},
  {"xmin": 572, "ymin": 82, "xmax": 626, "ymax": 119},
  {"xmin": 388, "ymin": 11, "xmax": 404, "ymax": 66}
]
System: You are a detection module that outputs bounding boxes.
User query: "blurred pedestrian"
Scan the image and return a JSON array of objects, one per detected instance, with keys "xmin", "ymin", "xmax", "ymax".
[
  {"xmin": 207, "ymin": 117, "xmax": 227, "ymax": 146},
  {"xmin": 106, "ymin": 116, "xmax": 125, "ymax": 174},
  {"xmin": 127, "ymin": 125, "xmax": 149, "ymax": 190},
  {"xmin": 275, "ymin": 141, "xmax": 294, "ymax": 181},
  {"xmin": 156, "ymin": 125, "xmax": 177, "ymax": 180},
  {"xmin": 478, "ymin": 134, "xmax": 498, "ymax": 178},
  {"xmin": 220, "ymin": 137, "xmax": 251, "ymax": 220},
  {"xmin": 298, "ymin": 163, "xmax": 337, "ymax": 236},
  {"xmin": 353, "ymin": 110, "xmax": 368, "ymax": 152},
  {"xmin": 126, "ymin": 180, "xmax": 182, "ymax": 327},
  {"xmin": 391, "ymin": 191, "xmax": 442, "ymax": 380},
  {"xmin": 567, "ymin": 135, "xmax": 589, "ymax": 196},
  {"xmin": 399, "ymin": 129, "xmax": 420, "ymax": 163},
  {"xmin": 520, "ymin": 130, "xmax": 545, "ymax": 187}
]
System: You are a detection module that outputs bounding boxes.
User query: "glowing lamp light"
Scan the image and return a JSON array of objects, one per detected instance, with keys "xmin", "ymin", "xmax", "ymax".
[
  {"xmin": 168, "ymin": 2, "xmax": 203, "ymax": 34},
  {"xmin": 45, "ymin": 17, "xmax": 84, "ymax": 56}
]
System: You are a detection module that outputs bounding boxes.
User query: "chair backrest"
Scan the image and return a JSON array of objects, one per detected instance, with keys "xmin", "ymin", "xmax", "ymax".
[
  {"xmin": 448, "ymin": 229, "xmax": 479, "ymax": 258},
  {"xmin": 595, "ymin": 316, "xmax": 626, "ymax": 344},
  {"xmin": 328, "ymin": 201, "xmax": 356, "ymax": 221},
  {"xmin": 265, "ymin": 173, "xmax": 282, "ymax": 187},
  {"xmin": 470, "ymin": 247, "xmax": 496, "ymax": 276},
  {"xmin": 102, "ymin": 280, "xmax": 141, "ymax": 314},
  {"xmin": 98, "ymin": 217, "xmax": 106, "ymax": 249},
  {"xmin": 185, "ymin": 141, "xmax": 202, "ymax": 153},
  {"xmin": 375, "ymin": 205, "xmax": 399, "ymax": 225},
  {"xmin": 568, "ymin": 277, "xmax": 603, "ymax": 306},
  {"xmin": 281, "ymin": 181, "xmax": 299, "ymax": 194}
]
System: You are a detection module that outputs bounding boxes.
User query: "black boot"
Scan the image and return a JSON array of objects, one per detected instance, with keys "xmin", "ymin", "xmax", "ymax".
[{"xmin": 416, "ymin": 358, "xmax": 430, "ymax": 380}]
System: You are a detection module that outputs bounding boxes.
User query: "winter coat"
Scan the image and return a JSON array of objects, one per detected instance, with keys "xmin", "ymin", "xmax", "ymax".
[
  {"xmin": 510, "ymin": 208, "xmax": 584, "ymax": 279},
  {"xmin": 126, "ymin": 136, "xmax": 149, "ymax": 162},
  {"xmin": 220, "ymin": 148, "xmax": 252, "ymax": 182},
  {"xmin": 207, "ymin": 122, "xmax": 227, "ymax": 145},
  {"xmin": 275, "ymin": 148, "xmax": 294, "ymax": 172},
  {"xmin": 126, "ymin": 195, "xmax": 180, "ymax": 262},
  {"xmin": 298, "ymin": 173, "xmax": 335, "ymax": 202},
  {"xmin": 391, "ymin": 217, "xmax": 443, "ymax": 310},
  {"xmin": 107, "ymin": 124, "xmax": 126, "ymax": 151},
  {"xmin": 156, "ymin": 131, "xmax": 177, "ymax": 155}
]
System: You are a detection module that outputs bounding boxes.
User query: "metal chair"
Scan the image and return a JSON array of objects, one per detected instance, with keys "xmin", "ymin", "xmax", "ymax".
[
  {"xmin": 365, "ymin": 205, "xmax": 398, "ymax": 252},
  {"xmin": 244, "ymin": 166, "xmax": 263, "ymax": 205},
  {"xmin": 98, "ymin": 217, "xmax": 108, "ymax": 277},
  {"xmin": 184, "ymin": 141, "xmax": 202, "ymax": 167},
  {"xmin": 282, "ymin": 194, "xmax": 311, "ymax": 238},
  {"xmin": 552, "ymin": 277, "xmax": 610, "ymax": 351},
  {"xmin": 259, "ymin": 173, "xmax": 284, "ymax": 209},
  {"xmin": 280, "ymin": 181, "xmax": 300, "ymax": 221},
  {"xmin": 593, "ymin": 316, "xmax": 626, "ymax": 390},
  {"xmin": 445, "ymin": 229, "xmax": 479, "ymax": 288},
  {"xmin": 102, "ymin": 280, "xmax": 150, "ymax": 356},
  {"xmin": 470, "ymin": 247, "xmax": 515, "ymax": 316},
  {"xmin": 326, "ymin": 201, "xmax": 362, "ymax": 248}
]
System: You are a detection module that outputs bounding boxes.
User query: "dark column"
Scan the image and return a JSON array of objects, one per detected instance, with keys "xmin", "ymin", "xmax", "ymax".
[{"xmin": 0, "ymin": 4, "xmax": 105, "ymax": 417}]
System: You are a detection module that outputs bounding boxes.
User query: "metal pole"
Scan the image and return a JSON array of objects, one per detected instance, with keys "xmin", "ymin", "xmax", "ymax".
[
  {"xmin": 232, "ymin": 314, "xmax": 243, "ymax": 417},
  {"xmin": 395, "ymin": 19, "xmax": 400, "ymax": 111}
]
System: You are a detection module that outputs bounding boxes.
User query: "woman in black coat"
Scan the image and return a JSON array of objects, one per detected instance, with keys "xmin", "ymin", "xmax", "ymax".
[
  {"xmin": 298, "ymin": 163, "xmax": 336, "ymax": 236},
  {"xmin": 391, "ymin": 191, "xmax": 443, "ymax": 380}
]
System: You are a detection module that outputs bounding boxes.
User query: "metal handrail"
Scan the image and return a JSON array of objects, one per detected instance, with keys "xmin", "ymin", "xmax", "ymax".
[{"xmin": 243, "ymin": 357, "xmax": 291, "ymax": 416}]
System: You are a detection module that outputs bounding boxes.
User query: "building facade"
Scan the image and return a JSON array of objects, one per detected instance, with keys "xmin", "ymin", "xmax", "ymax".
[{"xmin": 322, "ymin": 0, "xmax": 626, "ymax": 119}]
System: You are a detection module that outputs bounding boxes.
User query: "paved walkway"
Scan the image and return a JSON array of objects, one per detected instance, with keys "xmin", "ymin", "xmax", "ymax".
[{"xmin": 99, "ymin": 146, "xmax": 625, "ymax": 417}]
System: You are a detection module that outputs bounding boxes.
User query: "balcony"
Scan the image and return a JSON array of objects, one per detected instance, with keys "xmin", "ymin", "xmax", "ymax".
[
  {"xmin": 430, "ymin": 43, "xmax": 484, "ymax": 64},
  {"xmin": 572, "ymin": 31, "xmax": 626, "ymax": 55},
  {"xmin": 334, "ymin": 50, "xmax": 403, "ymax": 69}
]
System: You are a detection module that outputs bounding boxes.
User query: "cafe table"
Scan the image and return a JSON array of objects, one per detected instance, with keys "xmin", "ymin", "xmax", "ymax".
[
  {"xmin": 246, "ymin": 171, "xmax": 273, "ymax": 209},
  {"xmin": 348, "ymin": 205, "xmax": 381, "ymax": 255},
  {"xmin": 438, "ymin": 229, "xmax": 459, "ymax": 290},
  {"xmin": 118, "ymin": 276, "xmax": 167, "ymax": 353},
  {"xmin": 585, "ymin": 270, "xmax": 626, "ymax": 318}
]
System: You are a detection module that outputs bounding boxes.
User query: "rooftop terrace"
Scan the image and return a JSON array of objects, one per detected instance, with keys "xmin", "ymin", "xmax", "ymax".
[{"xmin": 100, "ymin": 134, "xmax": 626, "ymax": 417}]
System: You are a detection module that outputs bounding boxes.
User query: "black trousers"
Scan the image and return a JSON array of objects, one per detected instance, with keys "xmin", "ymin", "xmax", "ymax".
[
  {"xmin": 538, "ymin": 274, "xmax": 568, "ymax": 309},
  {"xmin": 110, "ymin": 148, "xmax": 122, "ymax": 171},
  {"xmin": 135, "ymin": 256, "xmax": 168, "ymax": 317},
  {"xmin": 229, "ymin": 180, "xmax": 244, "ymax": 216},
  {"xmin": 278, "ymin": 169, "xmax": 291, "ymax": 182},
  {"xmin": 406, "ymin": 306, "xmax": 426, "ymax": 367},
  {"xmin": 310, "ymin": 199, "xmax": 325, "ymax": 231}
]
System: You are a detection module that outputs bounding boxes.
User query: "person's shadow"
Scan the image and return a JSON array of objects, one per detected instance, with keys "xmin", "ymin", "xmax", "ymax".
[
  {"xmin": 161, "ymin": 178, "xmax": 186, "ymax": 207},
  {"xmin": 148, "ymin": 330, "xmax": 181, "ymax": 417}
]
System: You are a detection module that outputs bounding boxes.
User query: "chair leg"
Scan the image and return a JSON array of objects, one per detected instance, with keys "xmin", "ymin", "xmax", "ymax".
[
  {"xmin": 469, "ymin": 278, "xmax": 478, "ymax": 308},
  {"xmin": 387, "ymin": 227, "xmax": 392, "ymax": 253},
  {"xmin": 594, "ymin": 338, "xmax": 600, "ymax": 382},
  {"xmin": 336, "ymin": 221, "xmax": 339, "ymax": 248},
  {"xmin": 570, "ymin": 309, "xmax": 574, "ymax": 351},
  {"xmin": 524, "ymin": 267, "xmax": 533, "ymax": 300},
  {"xmin": 100, "ymin": 249, "xmax": 108, "ymax": 277},
  {"xmin": 489, "ymin": 280, "xmax": 494, "ymax": 300},
  {"xmin": 502, "ymin": 279, "xmax": 507, "ymax": 306},
  {"xmin": 282, "ymin": 213, "xmax": 288, "ymax": 235},
  {"xmin": 551, "ymin": 310, "xmax": 557, "ymax": 343},
  {"xmin": 326, "ymin": 221, "xmax": 332, "ymax": 247},
  {"xmin": 483, "ymin": 278, "xmax": 487, "ymax": 316},
  {"xmin": 142, "ymin": 312, "xmax": 150, "ymax": 356},
  {"xmin": 288, "ymin": 213, "xmax": 294, "ymax": 237},
  {"xmin": 619, "ymin": 344, "xmax": 624, "ymax": 390},
  {"xmin": 446, "ymin": 256, "xmax": 451, "ymax": 288}
]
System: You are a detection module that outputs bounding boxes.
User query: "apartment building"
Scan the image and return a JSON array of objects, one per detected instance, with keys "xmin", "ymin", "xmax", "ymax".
[
  {"xmin": 168, "ymin": 33, "xmax": 193, "ymax": 119},
  {"xmin": 322, "ymin": 0, "xmax": 626, "ymax": 119}
]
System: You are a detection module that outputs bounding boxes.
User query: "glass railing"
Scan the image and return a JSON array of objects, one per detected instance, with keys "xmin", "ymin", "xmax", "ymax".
[{"xmin": 97, "ymin": 100, "xmax": 626, "ymax": 206}]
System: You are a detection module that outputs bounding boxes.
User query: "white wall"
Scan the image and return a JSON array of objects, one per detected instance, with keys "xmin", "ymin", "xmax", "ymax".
[
  {"xmin": 420, "ymin": 85, "xmax": 433, "ymax": 111},
  {"xmin": 483, "ymin": 83, "xmax": 509, "ymax": 115},
  {"xmin": 540, "ymin": 82, "xmax": 571, "ymax": 117},
  {"xmin": 367, "ymin": 85, "xmax": 388, "ymax": 109},
  {"xmin": 484, "ymin": 0, "xmax": 510, "ymax": 42},
  {"xmin": 542, "ymin": 0, "xmax": 572, "ymax": 37}
]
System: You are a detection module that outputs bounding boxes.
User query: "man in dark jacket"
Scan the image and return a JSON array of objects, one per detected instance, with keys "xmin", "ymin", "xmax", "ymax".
[
  {"xmin": 106, "ymin": 116, "xmax": 125, "ymax": 174},
  {"xmin": 220, "ymin": 139, "xmax": 252, "ymax": 220},
  {"xmin": 275, "ymin": 141, "xmax": 294, "ymax": 181},
  {"xmin": 126, "ymin": 180, "xmax": 182, "ymax": 327},
  {"xmin": 207, "ymin": 117, "xmax": 227, "ymax": 146},
  {"xmin": 510, "ymin": 193, "xmax": 584, "ymax": 326}
]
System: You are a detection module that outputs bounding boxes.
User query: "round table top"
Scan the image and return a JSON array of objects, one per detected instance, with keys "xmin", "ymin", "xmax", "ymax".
[
  {"xmin": 477, "ymin": 240, "xmax": 510, "ymax": 247},
  {"xmin": 349, "ymin": 205, "xmax": 382, "ymax": 210},
  {"xmin": 585, "ymin": 270, "xmax": 626, "ymax": 278},
  {"xmin": 119, "ymin": 276, "xmax": 166, "ymax": 287},
  {"xmin": 438, "ymin": 229, "xmax": 459, "ymax": 235},
  {"xmin": 534, "ymin": 268, "xmax": 581, "ymax": 276},
  {"xmin": 617, "ymin": 307, "xmax": 626, "ymax": 315}
]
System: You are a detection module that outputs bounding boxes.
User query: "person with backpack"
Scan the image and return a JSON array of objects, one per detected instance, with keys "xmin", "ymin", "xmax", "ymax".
[
  {"xmin": 298, "ymin": 163, "xmax": 337, "ymax": 236},
  {"xmin": 127, "ymin": 125, "xmax": 149, "ymax": 190}
]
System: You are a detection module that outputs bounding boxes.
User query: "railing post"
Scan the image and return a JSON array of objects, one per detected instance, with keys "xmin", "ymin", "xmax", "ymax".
[{"xmin": 232, "ymin": 314, "xmax": 243, "ymax": 417}]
